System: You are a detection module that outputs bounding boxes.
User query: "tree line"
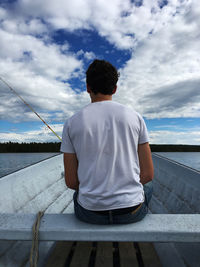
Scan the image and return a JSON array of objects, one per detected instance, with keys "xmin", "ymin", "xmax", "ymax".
[
  {"xmin": 150, "ymin": 144, "xmax": 200, "ymax": 152},
  {"xmin": 0, "ymin": 142, "xmax": 61, "ymax": 153},
  {"xmin": 0, "ymin": 142, "xmax": 200, "ymax": 153}
]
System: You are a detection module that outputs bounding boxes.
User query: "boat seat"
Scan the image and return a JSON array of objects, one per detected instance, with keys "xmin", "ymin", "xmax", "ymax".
[{"xmin": 0, "ymin": 213, "xmax": 200, "ymax": 242}]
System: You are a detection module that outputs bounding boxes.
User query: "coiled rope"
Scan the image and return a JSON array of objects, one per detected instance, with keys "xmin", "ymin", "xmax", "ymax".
[{"xmin": 29, "ymin": 211, "xmax": 44, "ymax": 267}]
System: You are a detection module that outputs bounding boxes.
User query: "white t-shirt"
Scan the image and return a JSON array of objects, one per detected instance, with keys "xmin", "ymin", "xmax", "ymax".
[{"xmin": 60, "ymin": 101, "xmax": 149, "ymax": 211}]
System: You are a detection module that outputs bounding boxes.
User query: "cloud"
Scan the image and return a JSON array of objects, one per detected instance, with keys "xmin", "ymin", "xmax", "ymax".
[
  {"xmin": 84, "ymin": 51, "xmax": 96, "ymax": 61},
  {"xmin": 2, "ymin": 0, "xmax": 197, "ymax": 52},
  {"xmin": 0, "ymin": 28, "xmax": 82, "ymax": 79},
  {"xmin": 76, "ymin": 49, "xmax": 96, "ymax": 61},
  {"xmin": 0, "ymin": 123, "xmax": 63, "ymax": 143},
  {"xmin": 139, "ymin": 79, "xmax": 200, "ymax": 118},
  {"xmin": 0, "ymin": 11, "xmax": 89, "ymax": 122},
  {"xmin": 1, "ymin": 124, "xmax": 199, "ymax": 145},
  {"xmin": 116, "ymin": 0, "xmax": 200, "ymax": 118},
  {"xmin": 12, "ymin": 0, "xmax": 184, "ymax": 50},
  {"xmin": 149, "ymin": 129, "xmax": 200, "ymax": 145},
  {"xmin": 0, "ymin": 0, "xmax": 200, "ymax": 144}
]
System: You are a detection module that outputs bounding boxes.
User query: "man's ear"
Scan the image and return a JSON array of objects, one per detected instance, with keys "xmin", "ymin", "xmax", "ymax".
[
  {"xmin": 112, "ymin": 85, "xmax": 117, "ymax": 95},
  {"xmin": 87, "ymin": 84, "xmax": 91, "ymax": 93}
]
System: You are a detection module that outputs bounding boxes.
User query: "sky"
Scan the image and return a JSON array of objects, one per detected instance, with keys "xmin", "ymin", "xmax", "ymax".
[{"xmin": 0, "ymin": 0, "xmax": 200, "ymax": 145}]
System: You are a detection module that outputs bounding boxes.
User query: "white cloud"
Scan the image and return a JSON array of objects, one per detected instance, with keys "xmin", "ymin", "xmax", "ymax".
[
  {"xmin": 17, "ymin": 0, "xmax": 92, "ymax": 31},
  {"xmin": 1, "ymin": 125, "xmax": 199, "ymax": 145},
  {"xmin": 0, "ymin": 124, "xmax": 64, "ymax": 143},
  {"xmin": 84, "ymin": 51, "xmax": 96, "ymax": 61},
  {"xmin": 0, "ymin": 15, "xmax": 89, "ymax": 122},
  {"xmin": 0, "ymin": 7, "xmax": 7, "ymax": 20},
  {"xmin": 77, "ymin": 49, "xmax": 84, "ymax": 57},
  {"xmin": 76, "ymin": 49, "xmax": 96, "ymax": 61},
  {"xmin": 2, "ymin": 0, "xmax": 196, "ymax": 51},
  {"xmin": 0, "ymin": 0, "xmax": 200, "ymax": 144},
  {"xmin": 116, "ymin": 0, "xmax": 200, "ymax": 119},
  {"xmin": 14, "ymin": 0, "xmax": 184, "ymax": 50},
  {"xmin": 149, "ymin": 130, "xmax": 200, "ymax": 145}
]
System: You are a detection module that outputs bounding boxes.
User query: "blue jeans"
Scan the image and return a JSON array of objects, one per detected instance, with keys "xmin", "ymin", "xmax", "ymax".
[{"xmin": 73, "ymin": 182, "xmax": 153, "ymax": 224}]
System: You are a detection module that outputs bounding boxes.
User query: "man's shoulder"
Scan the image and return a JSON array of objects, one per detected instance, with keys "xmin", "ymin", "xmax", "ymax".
[
  {"xmin": 64, "ymin": 101, "xmax": 142, "ymax": 124},
  {"xmin": 66, "ymin": 104, "xmax": 90, "ymax": 121},
  {"xmin": 112, "ymin": 101, "xmax": 141, "ymax": 117}
]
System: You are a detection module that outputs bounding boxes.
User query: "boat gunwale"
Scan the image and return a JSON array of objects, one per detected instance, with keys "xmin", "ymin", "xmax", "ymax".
[
  {"xmin": 152, "ymin": 152, "xmax": 200, "ymax": 174},
  {"xmin": 0, "ymin": 153, "xmax": 62, "ymax": 179}
]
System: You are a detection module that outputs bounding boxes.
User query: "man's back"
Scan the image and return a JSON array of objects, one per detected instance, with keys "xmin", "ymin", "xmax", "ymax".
[{"xmin": 61, "ymin": 100, "xmax": 149, "ymax": 211}]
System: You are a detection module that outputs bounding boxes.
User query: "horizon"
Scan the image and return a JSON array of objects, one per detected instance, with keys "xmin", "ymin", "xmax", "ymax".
[
  {"xmin": 1, "ymin": 141, "xmax": 200, "ymax": 147},
  {"xmin": 0, "ymin": 0, "xmax": 200, "ymax": 145}
]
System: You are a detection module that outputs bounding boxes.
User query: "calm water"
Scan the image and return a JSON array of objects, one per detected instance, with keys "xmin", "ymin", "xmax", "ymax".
[
  {"xmin": 0, "ymin": 153, "xmax": 60, "ymax": 178},
  {"xmin": 156, "ymin": 152, "xmax": 200, "ymax": 171},
  {"xmin": 0, "ymin": 152, "xmax": 199, "ymax": 178}
]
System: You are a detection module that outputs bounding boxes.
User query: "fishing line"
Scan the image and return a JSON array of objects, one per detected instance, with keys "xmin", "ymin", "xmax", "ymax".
[{"xmin": 0, "ymin": 76, "xmax": 62, "ymax": 141}]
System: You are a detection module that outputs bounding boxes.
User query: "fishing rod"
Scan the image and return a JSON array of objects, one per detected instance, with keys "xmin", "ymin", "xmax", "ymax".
[{"xmin": 0, "ymin": 76, "xmax": 62, "ymax": 141}]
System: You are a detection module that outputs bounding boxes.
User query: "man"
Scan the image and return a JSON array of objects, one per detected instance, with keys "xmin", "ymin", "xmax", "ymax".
[{"xmin": 60, "ymin": 59, "xmax": 154, "ymax": 224}]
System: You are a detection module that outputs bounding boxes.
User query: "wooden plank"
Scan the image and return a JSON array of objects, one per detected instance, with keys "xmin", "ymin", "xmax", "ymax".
[
  {"xmin": 119, "ymin": 242, "xmax": 138, "ymax": 267},
  {"xmin": 139, "ymin": 242, "xmax": 162, "ymax": 267},
  {"xmin": 95, "ymin": 242, "xmax": 113, "ymax": 267},
  {"xmin": 45, "ymin": 241, "xmax": 73, "ymax": 267},
  {"xmin": 70, "ymin": 241, "xmax": 93, "ymax": 267}
]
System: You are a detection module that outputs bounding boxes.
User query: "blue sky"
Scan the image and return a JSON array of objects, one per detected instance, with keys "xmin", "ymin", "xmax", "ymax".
[{"xmin": 0, "ymin": 0, "xmax": 200, "ymax": 144}]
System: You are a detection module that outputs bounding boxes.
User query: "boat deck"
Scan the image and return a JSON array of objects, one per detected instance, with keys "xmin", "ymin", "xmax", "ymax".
[{"xmin": 45, "ymin": 241, "xmax": 161, "ymax": 267}]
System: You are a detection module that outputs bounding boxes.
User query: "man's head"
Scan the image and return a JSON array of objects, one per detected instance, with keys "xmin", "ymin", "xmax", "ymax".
[{"xmin": 86, "ymin": 59, "xmax": 119, "ymax": 95}]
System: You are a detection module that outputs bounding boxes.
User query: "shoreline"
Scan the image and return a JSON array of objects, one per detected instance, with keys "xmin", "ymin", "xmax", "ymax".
[{"xmin": 0, "ymin": 142, "xmax": 200, "ymax": 152}]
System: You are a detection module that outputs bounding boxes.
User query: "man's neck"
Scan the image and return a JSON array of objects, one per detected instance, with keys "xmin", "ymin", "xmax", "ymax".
[{"xmin": 90, "ymin": 93, "xmax": 112, "ymax": 103}]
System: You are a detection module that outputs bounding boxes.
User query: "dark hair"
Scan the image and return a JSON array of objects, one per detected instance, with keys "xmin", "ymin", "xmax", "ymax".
[{"xmin": 86, "ymin": 59, "xmax": 119, "ymax": 95}]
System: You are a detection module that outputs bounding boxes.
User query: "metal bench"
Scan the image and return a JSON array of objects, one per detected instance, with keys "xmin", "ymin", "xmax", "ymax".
[
  {"xmin": 1, "ymin": 213, "xmax": 200, "ymax": 266},
  {"xmin": 1, "ymin": 213, "xmax": 200, "ymax": 242}
]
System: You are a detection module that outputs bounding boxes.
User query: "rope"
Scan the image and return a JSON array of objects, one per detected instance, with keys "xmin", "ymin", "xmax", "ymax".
[{"xmin": 30, "ymin": 211, "xmax": 44, "ymax": 267}]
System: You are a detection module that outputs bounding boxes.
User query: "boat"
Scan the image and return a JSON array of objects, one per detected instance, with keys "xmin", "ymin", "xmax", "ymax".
[
  {"xmin": 150, "ymin": 153, "xmax": 200, "ymax": 267},
  {"xmin": 0, "ymin": 153, "xmax": 199, "ymax": 266}
]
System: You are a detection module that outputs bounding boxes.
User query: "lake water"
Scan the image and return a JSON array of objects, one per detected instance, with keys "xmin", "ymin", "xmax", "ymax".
[
  {"xmin": 0, "ymin": 153, "xmax": 60, "ymax": 178},
  {"xmin": 0, "ymin": 152, "xmax": 199, "ymax": 178}
]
